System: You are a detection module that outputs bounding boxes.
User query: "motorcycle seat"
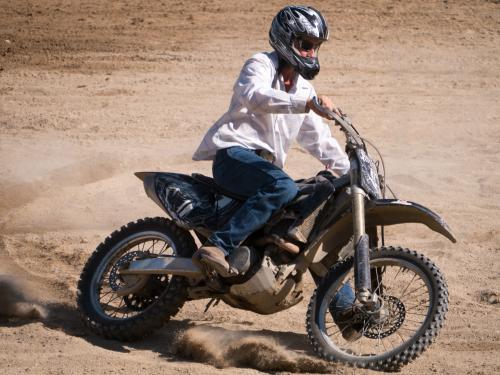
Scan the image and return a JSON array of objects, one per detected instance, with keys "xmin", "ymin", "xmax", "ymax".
[
  {"xmin": 191, "ymin": 173, "xmax": 247, "ymax": 201},
  {"xmin": 191, "ymin": 172, "xmax": 350, "ymax": 204}
]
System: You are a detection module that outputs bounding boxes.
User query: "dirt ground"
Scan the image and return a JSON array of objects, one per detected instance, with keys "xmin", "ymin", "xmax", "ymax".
[{"xmin": 1, "ymin": 0, "xmax": 499, "ymax": 374}]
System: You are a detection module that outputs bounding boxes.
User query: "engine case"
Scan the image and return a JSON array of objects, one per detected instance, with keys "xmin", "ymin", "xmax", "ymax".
[{"xmin": 221, "ymin": 254, "xmax": 303, "ymax": 314}]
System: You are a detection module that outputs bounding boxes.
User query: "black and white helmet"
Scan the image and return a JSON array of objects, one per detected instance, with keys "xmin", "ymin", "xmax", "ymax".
[{"xmin": 269, "ymin": 6, "xmax": 329, "ymax": 80}]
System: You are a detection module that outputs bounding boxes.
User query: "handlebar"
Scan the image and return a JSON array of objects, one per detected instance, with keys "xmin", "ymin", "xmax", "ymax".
[
  {"xmin": 311, "ymin": 96, "xmax": 341, "ymax": 122},
  {"xmin": 311, "ymin": 96, "xmax": 364, "ymax": 148}
]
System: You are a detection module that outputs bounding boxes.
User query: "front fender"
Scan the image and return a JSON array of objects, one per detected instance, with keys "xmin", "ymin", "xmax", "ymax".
[
  {"xmin": 366, "ymin": 199, "xmax": 456, "ymax": 243},
  {"xmin": 306, "ymin": 198, "xmax": 456, "ymax": 277}
]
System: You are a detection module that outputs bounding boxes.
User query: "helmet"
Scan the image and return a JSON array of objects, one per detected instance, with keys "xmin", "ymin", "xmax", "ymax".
[{"xmin": 269, "ymin": 6, "xmax": 329, "ymax": 80}]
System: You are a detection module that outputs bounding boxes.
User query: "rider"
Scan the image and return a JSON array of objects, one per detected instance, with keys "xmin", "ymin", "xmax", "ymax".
[{"xmin": 192, "ymin": 5, "xmax": 349, "ymax": 277}]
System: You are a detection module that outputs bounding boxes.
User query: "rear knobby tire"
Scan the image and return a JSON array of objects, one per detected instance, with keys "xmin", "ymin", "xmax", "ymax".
[
  {"xmin": 77, "ymin": 217, "xmax": 197, "ymax": 341},
  {"xmin": 306, "ymin": 246, "xmax": 448, "ymax": 371}
]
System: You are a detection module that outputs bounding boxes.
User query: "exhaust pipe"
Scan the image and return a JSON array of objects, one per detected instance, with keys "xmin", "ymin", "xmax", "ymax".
[{"xmin": 119, "ymin": 256, "xmax": 203, "ymax": 278}]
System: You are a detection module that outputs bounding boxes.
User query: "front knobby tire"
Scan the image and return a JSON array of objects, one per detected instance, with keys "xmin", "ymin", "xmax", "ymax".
[
  {"xmin": 77, "ymin": 217, "xmax": 197, "ymax": 341},
  {"xmin": 306, "ymin": 246, "xmax": 448, "ymax": 371}
]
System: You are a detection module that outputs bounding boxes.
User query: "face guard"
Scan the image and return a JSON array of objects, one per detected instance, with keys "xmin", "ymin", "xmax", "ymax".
[{"xmin": 269, "ymin": 6, "xmax": 329, "ymax": 80}]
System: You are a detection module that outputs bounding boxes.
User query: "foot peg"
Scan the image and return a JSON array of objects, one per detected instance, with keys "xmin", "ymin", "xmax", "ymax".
[
  {"xmin": 255, "ymin": 235, "xmax": 300, "ymax": 254},
  {"xmin": 287, "ymin": 226, "xmax": 308, "ymax": 243},
  {"xmin": 192, "ymin": 246, "xmax": 252, "ymax": 278}
]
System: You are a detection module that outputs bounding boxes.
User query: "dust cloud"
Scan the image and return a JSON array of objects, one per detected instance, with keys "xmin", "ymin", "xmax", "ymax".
[
  {"xmin": 0, "ymin": 275, "xmax": 47, "ymax": 320},
  {"xmin": 175, "ymin": 326, "xmax": 335, "ymax": 373}
]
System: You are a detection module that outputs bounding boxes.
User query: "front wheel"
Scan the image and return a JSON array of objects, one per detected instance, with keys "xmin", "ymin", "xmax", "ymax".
[
  {"xmin": 77, "ymin": 217, "xmax": 197, "ymax": 341},
  {"xmin": 307, "ymin": 246, "xmax": 448, "ymax": 371}
]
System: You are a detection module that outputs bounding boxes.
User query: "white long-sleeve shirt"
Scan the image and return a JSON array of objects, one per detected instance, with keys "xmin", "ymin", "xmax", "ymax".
[{"xmin": 192, "ymin": 51, "xmax": 350, "ymax": 175}]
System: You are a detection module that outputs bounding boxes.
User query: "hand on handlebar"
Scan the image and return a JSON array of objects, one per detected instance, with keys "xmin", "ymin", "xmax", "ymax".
[{"xmin": 306, "ymin": 95, "xmax": 341, "ymax": 119}]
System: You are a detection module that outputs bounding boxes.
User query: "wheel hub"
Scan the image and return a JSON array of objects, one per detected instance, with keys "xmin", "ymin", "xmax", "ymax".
[
  {"xmin": 363, "ymin": 295, "xmax": 406, "ymax": 339},
  {"xmin": 123, "ymin": 274, "xmax": 169, "ymax": 311},
  {"xmin": 109, "ymin": 251, "xmax": 148, "ymax": 292}
]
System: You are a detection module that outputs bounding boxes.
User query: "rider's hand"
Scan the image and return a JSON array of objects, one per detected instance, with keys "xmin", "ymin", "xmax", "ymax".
[{"xmin": 306, "ymin": 95, "xmax": 341, "ymax": 118}]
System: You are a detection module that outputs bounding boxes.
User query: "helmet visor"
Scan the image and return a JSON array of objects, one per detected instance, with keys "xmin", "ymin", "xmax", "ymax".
[{"xmin": 292, "ymin": 37, "xmax": 323, "ymax": 56}]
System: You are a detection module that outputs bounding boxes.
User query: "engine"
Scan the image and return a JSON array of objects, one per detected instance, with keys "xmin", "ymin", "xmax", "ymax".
[{"xmin": 221, "ymin": 247, "xmax": 304, "ymax": 315}]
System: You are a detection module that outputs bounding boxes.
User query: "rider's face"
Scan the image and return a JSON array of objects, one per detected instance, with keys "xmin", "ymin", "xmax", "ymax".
[{"xmin": 293, "ymin": 37, "xmax": 322, "ymax": 58}]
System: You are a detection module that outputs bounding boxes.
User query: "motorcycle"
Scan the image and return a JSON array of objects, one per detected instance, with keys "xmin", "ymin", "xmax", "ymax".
[{"xmin": 77, "ymin": 98, "xmax": 456, "ymax": 371}]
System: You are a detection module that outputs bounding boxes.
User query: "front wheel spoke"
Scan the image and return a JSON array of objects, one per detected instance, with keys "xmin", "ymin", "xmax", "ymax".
[
  {"xmin": 403, "ymin": 324, "xmax": 425, "ymax": 332},
  {"xmin": 398, "ymin": 273, "xmax": 418, "ymax": 299},
  {"xmin": 361, "ymin": 319, "xmax": 371, "ymax": 337},
  {"xmin": 400, "ymin": 283, "xmax": 427, "ymax": 299},
  {"xmin": 375, "ymin": 335, "xmax": 381, "ymax": 353},
  {"xmin": 387, "ymin": 335, "xmax": 397, "ymax": 350},
  {"xmin": 395, "ymin": 329, "xmax": 408, "ymax": 343},
  {"xmin": 326, "ymin": 325, "xmax": 341, "ymax": 336},
  {"xmin": 402, "ymin": 291, "xmax": 430, "ymax": 303},
  {"xmin": 378, "ymin": 329, "xmax": 388, "ymax": 353},
  {"xmin": 405, "ymin": 303, "xmax": 430, "ymax": 312},
  {"xmin": 373, "ymin": 267, "xmax": 383, "ymax": 295},
  {"xmin": 379, "ymin": 266, "xmax": 387, "ymax": 276},
  {"xmin": 405, "ymin": 319, "xmax": 424, "ymax": 325},
  {"xmin": 328, "ymin": 328, "xmax": 343, "ymax": 338},
  {"xmin": 398, "ymin": 326, "xmax": 418, "ymax": 334},
  {"xmin": 392, "ymin": 266, "xmax": 403, "ymax": 282},
  {"xmin": 337, "ymin": 322, "xmax": 356, "ymax": 338},
  {"xmin": 405, "ymin": 311, "xmax": 429, "ymax": 317}
]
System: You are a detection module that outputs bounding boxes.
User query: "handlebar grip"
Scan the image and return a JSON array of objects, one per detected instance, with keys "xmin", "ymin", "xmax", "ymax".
[
  {"xmin": 311, "ymin": 96, "xmax": 338, "ymax": 121},
  {"xmin": 311, "ymin": 97, "xmax": 364, "ymax": 146}
]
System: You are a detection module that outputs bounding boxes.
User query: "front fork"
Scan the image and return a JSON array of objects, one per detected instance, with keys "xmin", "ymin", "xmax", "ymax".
[{"xmin": 351, "ymin": 166, "xmax": 379, "ymax": 308}]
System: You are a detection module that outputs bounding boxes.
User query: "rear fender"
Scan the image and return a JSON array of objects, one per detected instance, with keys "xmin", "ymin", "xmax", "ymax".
[
  {"xmin": 307, "ymin": 199, "xmax": 456, "ymax": 277},
  {"xmin": 135, "ymin": 172, "xmax": 169, "ymax": 215}
]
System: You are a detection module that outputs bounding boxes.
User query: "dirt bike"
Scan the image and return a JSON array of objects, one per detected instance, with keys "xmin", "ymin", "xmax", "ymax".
[{"xmin": 77, "ymin": 98, "xmax": 456, "ymax": 371}]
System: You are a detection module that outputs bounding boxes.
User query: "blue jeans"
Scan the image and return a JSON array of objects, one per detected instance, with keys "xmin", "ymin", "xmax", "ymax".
[
  {"xmin": 212, "ymin": 147, "xmax": 356, "ymax": 319},
  {"xmin": 331, "ymin": 282, "xmax": 356, "ymax": 317},
  {"xmin": 208, "ymin": 146, "xmax": 298, "ymax": 255}
]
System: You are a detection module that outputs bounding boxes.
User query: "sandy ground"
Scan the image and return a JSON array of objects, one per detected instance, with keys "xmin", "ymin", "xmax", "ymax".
[{"xmin": 1, "ymin": 0, "xmax": 499, "ymax": 374}]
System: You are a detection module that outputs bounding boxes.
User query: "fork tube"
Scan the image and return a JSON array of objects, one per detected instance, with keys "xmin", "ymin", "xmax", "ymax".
[
  {"xmin": 350, "ymin": 158, "xmax": 373, "ymax": 304},
  {"xmin": 351, "ymin": 185, "xmax": 366, "ymax": 242},
  {"xmin": 349, "ymin": 158, "xmax": 365, "ymax": 246}
]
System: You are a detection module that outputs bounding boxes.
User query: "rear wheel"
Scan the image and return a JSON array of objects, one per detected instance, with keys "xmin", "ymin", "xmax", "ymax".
[
  {"xmin": 77, "ymin": 217, "xmax": 196, "ymax": 341},
  {"xmin": 307, "ymin": 247, "xmax": 448, "ymax": 371}
]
